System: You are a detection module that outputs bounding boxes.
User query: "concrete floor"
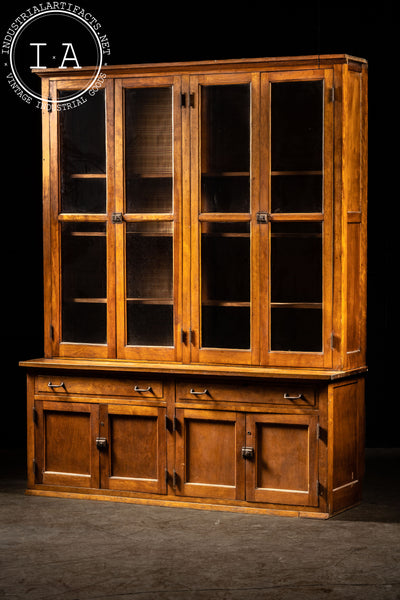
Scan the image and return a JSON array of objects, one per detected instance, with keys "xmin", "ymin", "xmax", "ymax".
[{"xmin": 1, "ymin": 448, "xmax": 399, "ymax": 600}]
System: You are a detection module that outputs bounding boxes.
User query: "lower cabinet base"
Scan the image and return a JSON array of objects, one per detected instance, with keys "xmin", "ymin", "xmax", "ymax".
[
  {"xmin": 24, "ymin": 365, "xmax": 366, "ymax": 520},
  {"xmin": 25, "ymin": 482, "xmax": 362, "ymax": 519}
]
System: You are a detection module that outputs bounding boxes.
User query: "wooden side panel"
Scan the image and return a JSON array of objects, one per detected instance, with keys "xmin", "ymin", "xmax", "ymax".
[
  {"xmin": 329, "ymin": 378, "xmax": 365, "ymax": 513},
  {"xmin": 246, "ymin": 413, "xmax": 319, "ymax": 506},
  {"xmin": 175, "ymin": 409, "xmax": 245, "ymax": 500},
  {"xmin": 100, "ymin": 404, "xmax": 166, "ymax": 494},
  {"xmin": 35, "ymin": 400, "xmax": 100, "ymax": 488},
  {"xmin": 342, "ymin": 65, "xmax": 368, "ymax": 369}
]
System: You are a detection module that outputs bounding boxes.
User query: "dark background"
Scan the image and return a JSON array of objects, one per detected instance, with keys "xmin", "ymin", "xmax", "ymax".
[{"xmin": 0, "ymin": 1, "xmax": 395, "ymax": 451}]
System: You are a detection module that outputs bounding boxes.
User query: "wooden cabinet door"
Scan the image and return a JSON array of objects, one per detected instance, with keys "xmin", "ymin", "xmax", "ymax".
[
  {"xmin": 35, "ymin": 400, "xmax": 100, "ymax": 488},
  {"xmin": 99, "ymin": 405, "xmax": 167, "ymax": 494},
  {"xmin": 175, "ymin": 409, "xmax": 245, "ymax": 500},
  {"xmin": 245, "ymin": 413, "xmax": 319, "ymax": 506},
  {"xmin": 114, "ymin": 76, "xmax": 184, "ymax": 362}
]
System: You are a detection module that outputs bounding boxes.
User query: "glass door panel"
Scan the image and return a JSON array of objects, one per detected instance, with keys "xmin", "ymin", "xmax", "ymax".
[
  {"xmin": 54, "ymin": 82, "xmax": 112, "ymax": 358},
  {"xmin": 200, "ymin": 84, "xmax": 250, "ymax": 213},
  {"xmin": 125, "ymin": 87, "xmax": 173, "ymax": 214},
  {"xmin": 126, "ymin": 222, "xmax": 173, "ymax": 347},
  {"xmin": 201, "ymin": 222, "xmax": 250, "ymax": 350},
  {"xmin": 116, "ymin": 78, "xmax": 181, "ymax": 361},
  {"xmin": 61, "ymin": 222, "xmax": 107, "ymax": 344},
  {"xmin": 270, "ymin": 80, "xmax": 323, "ymax": 214},
  {"xmin": 59, "ymin": 89, "xmax": 106, "ymax": 213},
  {"xmin": 261, "ymin": 70, "xmax": 333, "ymax": 367},
  {"xmin": 270, "ymin": 222, "xmax": 322, "ymax": 352},
  {"xmin": 191, "ymin": 75, "xmax": 256, "ymax": 365}
]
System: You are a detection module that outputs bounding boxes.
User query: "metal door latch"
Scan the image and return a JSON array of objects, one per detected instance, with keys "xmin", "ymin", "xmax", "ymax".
[
  {"xmin": 96, "ymin": 437, "xmax": 108, "ymax": 450},
  {"xmin": 241, "ymin": 446, "xmax": 254, "ymax": 459}
]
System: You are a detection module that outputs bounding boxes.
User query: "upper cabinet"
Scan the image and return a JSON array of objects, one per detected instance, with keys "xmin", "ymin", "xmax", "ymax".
[{"xmin": 41, "ymin": 55, "xmax": 367, "ymax": 372}]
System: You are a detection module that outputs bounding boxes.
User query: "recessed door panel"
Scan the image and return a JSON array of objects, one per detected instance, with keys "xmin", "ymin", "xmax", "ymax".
[
  {"xmin": 35, "ymin": 401, "xmax": 100, "ymax": 488},
  {"xmin": 175, "ymin": 409, "xmax": 245, "ymax": 500},
  {"xmin": 100, "ymin": 405, "xmax": 166, "ymax": 494},
  {"xmin": 246, "ymin": 413, "xmax": 319, "ymax": 506}
]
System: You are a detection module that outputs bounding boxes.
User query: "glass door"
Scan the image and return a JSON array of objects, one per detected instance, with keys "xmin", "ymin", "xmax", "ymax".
[
  {"xmin": 260, "ymin": 70, "xmax": 334, "ymax": 368},
  {"xmin": 115, "ymin": 77, "xmax": 182, "ymax": 361},
  {"xmin": 190, "ymin": 74, "xmax": 260, "ymax": 365},
  {"xmin": 50, "ymin": 79, "xmax": 115, "ymax": 358}
]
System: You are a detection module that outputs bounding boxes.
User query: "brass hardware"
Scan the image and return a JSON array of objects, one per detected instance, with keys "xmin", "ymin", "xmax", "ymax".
[
  {"xmin": 47, "ymin": 382, "xmax": 64, "ymax": 389},
  {"xmin": 112, "ymin": 212, "xmax": 123, "ymax": 223},
  {"xmin": 256, "ymin": 212, "xmax": 269, "ymax": 224},
  {"xmin": 283, "ymin": 393, "xmax": 304, "ymax": 400},
  {"xmin": 190, "ymin": 388, "xmax": 208, "ymax": 396},
  {"xmin": 241, "ymin": 447, "xmax": 254, "ymax": 459},
  {"xmin": 134, "ymin": 385, "xmax": 152, "ymax": 393},
  {"xmin": 95, "ymin": 437, "xmax": 108, "ymax": 450},
  {"xmin": 189, "ymin": 93, "xmax": 195, "ymax": 108}
]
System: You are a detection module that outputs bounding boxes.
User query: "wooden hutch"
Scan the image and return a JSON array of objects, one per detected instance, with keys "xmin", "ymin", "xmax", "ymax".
[{"xmin": 21, "ymin": 54, "xmax": 368, "ymax": 518}]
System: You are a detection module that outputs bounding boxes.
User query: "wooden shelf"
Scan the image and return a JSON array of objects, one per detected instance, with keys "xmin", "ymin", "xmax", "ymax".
[
  {"xmin": 271, "ymin": 302, "xmax": 322, "ymax": 309},
  {"xmin": 271, "ymin": 171, "xmax": 322, "ymax": 176},
  {"xmin": 202, "ymin": 300, "xmax": 250, "ymax": 307},
  {"xmin": 70, "ymin": 174, "xmax": 106, "ymax": 179},
  {"xmin": 127, "ymin": 298, "xmax": 173, "ymax": 305},
  {"xmin": 202, "ymin": 172, "xmax": 250, "ymax": 177},
  {"xmin": 67, "ymin": 298, "xmax": 107, "ymax": 304}
]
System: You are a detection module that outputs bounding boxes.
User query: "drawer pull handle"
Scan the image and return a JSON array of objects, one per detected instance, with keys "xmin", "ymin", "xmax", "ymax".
[
  {"xmin": 190, "ymin": 388, "xmax": 209, "ymax": 395},
  {"xmin": 134, "ymin": 385, "xmax": 152, "ymax": 393},
  {"xmin": 283, "ymin": 393, "xmax": 304, "ymax": 400},
  {"xmin": 47, "ymin": 382, "xmax": 65, "ymax": 389}
]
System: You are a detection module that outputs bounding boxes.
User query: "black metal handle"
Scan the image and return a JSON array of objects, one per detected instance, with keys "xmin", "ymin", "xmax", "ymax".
[
  {"xmin": 190, "ymin": 388, "xmax": 208, "ymax": 395},
  {"xmin": 134, "ymin": 385, "xmax": 152, "ymax": 393},
  {"xmin": 47, "ymin": 382, "xmax": 65, "ymax": 389},
  {"xmin": 283, "ymin": 393, "xmax": 304, "ymax": 400}
]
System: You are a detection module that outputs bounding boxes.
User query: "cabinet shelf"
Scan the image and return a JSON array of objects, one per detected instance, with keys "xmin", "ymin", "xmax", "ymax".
[
  {"xmin": 70, "ymin": 173, "xmax": 107, "ymax": 179},
  {"xmin": 67, "ymin": 298, "xmax": 107, "ymax": 304},
  {"xmin": 271, "ymin": 302, "xmax": 322, "ymax": 309},
  {"xmin": 127, "ymin": 298, "xmax": 173, "ymax": 305},
  {"xmin": 271, "ymin": 171, "xmax": 323, "ymax": 176},
  {"xmin": 202, "ymin": 300, "xmax": 250, "ymax": 307},
  {"xmin": 202, "ymin": 172, "xmax": 250, "ymax": 177}
]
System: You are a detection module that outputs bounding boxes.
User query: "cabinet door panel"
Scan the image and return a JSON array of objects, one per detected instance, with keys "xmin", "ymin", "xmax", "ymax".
[
  {"xmin": 189, "ymin": 73, "xmax": 260, "ymax": 366},
  {"xmin": 100, "ymin": 405, "xmax": 166, "ymax": 494},
  {"xmin": 175, "ymin": 409, "xmax": 245, "ymax": 500},
  {"xmin": 245, "ymin": 413, "xmax": 319, "ymax": 506},
  {"xmin": 259, "ymin": 69, "xmax": 334, "ymax": 368},
  {"xmin": 115, "ymin": 77, "xmax": 183, "ymax": 362},
  {"xmin": 49, "ymin": 79, "xmax": 115, "ymax": 359},
  {"xmin": 35, "ymin": 401, "xmax": 100, "ymax": 488}
]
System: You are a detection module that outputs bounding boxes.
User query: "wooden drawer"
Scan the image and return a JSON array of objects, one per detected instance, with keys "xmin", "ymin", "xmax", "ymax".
[
  {"xmin": 35, "ymin": 374, "xmax": 164, "ymax": 399},
  {"xmin": 176, "ymin": 381, "xmax": 316, "ymax": 407}
]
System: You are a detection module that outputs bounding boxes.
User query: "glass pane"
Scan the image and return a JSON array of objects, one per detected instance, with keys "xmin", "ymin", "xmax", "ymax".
[
  {"xmin": 201, "ymin": 85, "xmax": 250, "ymax": 212},
  {"xmin": 270, "ymin": 222, "xmax": 322, "ymax": 352},
  {"xmin": 125, "ymin": 87, "xmax": 173, "ymax": 213},
  {"xmin": 271, "ymin": 80, "xmax": 323, "ymax": 172},
  {"xmin": 201, "ymin": 222, "xmax": 250, "ymax": 349},
  {"xmin": 59, "ymin": 90, "xmax": 106, "ymax": 213},
  {"xmin": 271, "ymin": 174, "xmax": 322, "ymax": 213},
  {"xmin": 61, "ymin": 222, "xmax": 107, "ymax": 343},
  {"xmin": 126, "ymin": 222, "xmax": 173, "ymax": 346}
]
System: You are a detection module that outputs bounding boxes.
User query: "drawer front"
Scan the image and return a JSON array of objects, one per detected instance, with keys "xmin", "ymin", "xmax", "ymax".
[
  {"xmin": 176, "ymin": 381, "xmax": 316, "ymax": 407},
  {"xmin": 35, "ymin": 375, "xmax": 164, "ymax": 399}
]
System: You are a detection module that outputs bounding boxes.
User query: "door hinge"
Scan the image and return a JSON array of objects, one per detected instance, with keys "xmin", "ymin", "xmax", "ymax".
[
  {"xmin": 317, "ymin": 480, "xmax": 325, "ymax": 497},
  {"xmin": 189, "ymin": 93, "xmax": 195, "ymax": 108},
  {"xmin": 181, "ymin": 329, "xmax": 187, "ymax": 345},
  {"xmin": 48, "ymin": 97, "xmax": 52, "ymax": 112},
  {"xmin": 329, "ymin": 87, "xmax": 335, "ymax": 102},
  {"xmin": 33, "ymin": 406, "xmax": 38, "ymax": 424},
  {"xmin": 50, "ymin": 324, "xmax": 54, "ymax": 341},
  {"xmin": 112, "ymin": 212, "xmax": 123, "ymax": 224},
  {"xmin": 172, "ymin": 469, "xmax": 178, "ymax": 488},
  {"xmin": 33, "ymin": 458, "xmax": 37, "ymax": 474},
  {"xmin": 189, "ymin": 329, "xmax": 194, "ymax": 345},
  {"xmin": 165, "ymin": 468, "xmax": 169, "ymax": 486},
  {"xmin": 330, "ymin": 332, "xmax": 335, "ymax": 350}
]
